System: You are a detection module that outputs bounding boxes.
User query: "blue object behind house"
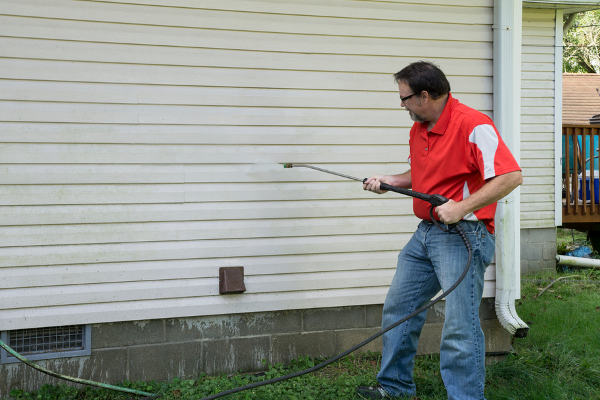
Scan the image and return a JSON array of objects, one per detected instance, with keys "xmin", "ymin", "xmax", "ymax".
[{"xmin": 562, "ymin": 134, "xmax": 600, "ymax": 174}]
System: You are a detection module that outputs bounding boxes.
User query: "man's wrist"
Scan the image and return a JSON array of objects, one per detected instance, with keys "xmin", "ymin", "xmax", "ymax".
[
  {"xmin": 455, "ymin": 200, "xmax": 472, "ymax": 220},
  {"xmin": 388, "ymin": 174, "xmax": 409, "ymax": 188}
]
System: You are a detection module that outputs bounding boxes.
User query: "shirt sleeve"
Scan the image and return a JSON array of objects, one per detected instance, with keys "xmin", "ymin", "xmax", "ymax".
[{"xmin": 468, "ymin": 124, "xmax": 520, "ymax": 180}]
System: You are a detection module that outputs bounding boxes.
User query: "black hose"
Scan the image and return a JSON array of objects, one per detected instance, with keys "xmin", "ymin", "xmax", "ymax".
[{"xmin": 199, "ymin": 218, "xmax": 472, "ymax": 400}]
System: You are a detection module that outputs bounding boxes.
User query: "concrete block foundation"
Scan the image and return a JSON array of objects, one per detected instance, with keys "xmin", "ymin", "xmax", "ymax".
[
  {"xmin": 0, "ymin": 299, "xmax": 512, "ymax": 395},
  {"xmin": 521, "ymin": 227, "xmax": 557, "ymax": 274}
]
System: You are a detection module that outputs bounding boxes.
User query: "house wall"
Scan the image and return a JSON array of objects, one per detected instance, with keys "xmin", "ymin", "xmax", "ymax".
[
  {"xmin": 521, "ymin": 7, "xmax": 557, "ymax": 229},
  {"xmin": 0, "ymin": 0, "xmax": 520, "ymax": 394},
  {"xmin": 519, "ymin": 7, "xmax": 558, "ymax": 271},
  {"xmin": 0, "ymin": 0, "xmax": 497, "ymax": 331}
]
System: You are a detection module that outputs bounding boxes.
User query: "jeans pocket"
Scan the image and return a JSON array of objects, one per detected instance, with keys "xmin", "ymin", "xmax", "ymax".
[
  {"xmin": 458, "ymin": 222, "xmax": 488, "ymax": 268},
  {"xmin": 456, "ymin": 220, "xmax": 484, "ymax": 235},
  {"xmin": 480, "ymin": 229, "xmax": 496, "ymax": 266}
]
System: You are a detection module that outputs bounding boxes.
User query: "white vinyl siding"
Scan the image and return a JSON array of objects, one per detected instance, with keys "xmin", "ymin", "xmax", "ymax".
[
  {"xmin": 521, "ymin": 7, "xmax": 557, "ymax": 229},
  {"xmin": 0, "ymin": 0, "xmax": 494, "ymax": 330}
]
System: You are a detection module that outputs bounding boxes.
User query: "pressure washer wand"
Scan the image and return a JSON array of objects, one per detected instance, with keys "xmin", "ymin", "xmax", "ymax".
[{"xmin": 282, "ymin": 163, "xmax": 448, "ymax": 207}]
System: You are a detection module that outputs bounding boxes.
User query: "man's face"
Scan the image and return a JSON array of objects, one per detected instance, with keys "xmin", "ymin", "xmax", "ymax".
[{"xmin": 398, "ymin": 81, "xmax": 425, "ymax": 123}]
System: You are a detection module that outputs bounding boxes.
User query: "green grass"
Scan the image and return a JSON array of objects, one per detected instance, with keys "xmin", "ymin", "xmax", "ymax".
[
  {"xmin": 5, "ymin": 273, "xmax": 600, "ymax": 400},
  {"xmin": 556, "ymin": 227, "xmax": 588, "ymax": 246},
  {"xmin": 486, "ymin": 271, "xmax": 600, "ymax": 400}
]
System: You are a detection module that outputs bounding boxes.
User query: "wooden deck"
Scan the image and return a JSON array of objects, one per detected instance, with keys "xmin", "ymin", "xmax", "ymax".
[{"xmin": 562, "ymin": 124, "xmax": 600, "ymax": 227}]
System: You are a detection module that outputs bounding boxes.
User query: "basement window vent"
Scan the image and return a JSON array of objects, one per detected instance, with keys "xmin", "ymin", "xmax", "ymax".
[{"xmin": 1, "ymin": 325, "xmax": 91, "ymax": 364}]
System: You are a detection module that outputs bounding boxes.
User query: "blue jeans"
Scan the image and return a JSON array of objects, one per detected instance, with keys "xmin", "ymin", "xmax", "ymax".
[{"xmin": 377, "ymin": 220, "xmax": 495, "ymax": 400}]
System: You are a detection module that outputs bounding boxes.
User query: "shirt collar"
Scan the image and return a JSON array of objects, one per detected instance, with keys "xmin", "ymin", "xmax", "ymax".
[{"xmin": 425, "ymin": 92, "xmax": 456, "ymax": 135}]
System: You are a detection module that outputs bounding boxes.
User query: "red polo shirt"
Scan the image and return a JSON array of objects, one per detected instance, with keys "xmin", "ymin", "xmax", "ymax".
[{"xmin": 408, "ymin": 93, "xmax": 520, "ymax": 233}]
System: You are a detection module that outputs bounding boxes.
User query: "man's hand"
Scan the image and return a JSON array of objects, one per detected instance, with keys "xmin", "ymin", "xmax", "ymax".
[
  {"xmin": 434, "ymin": 199, "xmax": 465, "ymax": 225},
  {"xmin": 363, "ymin": 170, "xmax": 412, "ymax": 194},
  {"xmin": 434, "ymin": 171, "xmax": 523, "ymax": 224},
  {"xmin": 363, "ymin": 176, "xmax": 392, "ymax": 194}
]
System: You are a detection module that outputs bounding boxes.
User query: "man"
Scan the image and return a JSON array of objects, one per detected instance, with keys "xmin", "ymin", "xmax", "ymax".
[{"xmin": 357, "ymin": 61, "xmax": 522, "ymax": 400}]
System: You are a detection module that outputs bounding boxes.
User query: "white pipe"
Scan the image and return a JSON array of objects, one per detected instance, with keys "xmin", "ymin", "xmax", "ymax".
[
  {"xmin": 556, "ymin": 254, "xmax": 600, "ymax": 268},
  {"xmin": 493, "ymin": 0, "xmax": 529, "ymax": 338}
]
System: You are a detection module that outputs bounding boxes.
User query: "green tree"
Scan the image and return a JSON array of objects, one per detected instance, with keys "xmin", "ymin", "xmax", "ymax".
[{"xmin": 563, "ymin": 10, "xmax": 600, "ymax": 73}]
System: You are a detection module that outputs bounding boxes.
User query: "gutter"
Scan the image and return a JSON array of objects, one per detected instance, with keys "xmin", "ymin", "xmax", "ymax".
[
  {"xmin": 523, "ymin": 1, "xmax": 600, "ymax": 15},
  {"xmin": 492, "ymin": 0, "xmax": 530, "ymax": 338}
]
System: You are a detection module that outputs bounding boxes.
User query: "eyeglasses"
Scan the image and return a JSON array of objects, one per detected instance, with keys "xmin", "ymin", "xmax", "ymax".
[{"xmin": 400, "ymin": 93, "xmax": 416, "ymax": 102}]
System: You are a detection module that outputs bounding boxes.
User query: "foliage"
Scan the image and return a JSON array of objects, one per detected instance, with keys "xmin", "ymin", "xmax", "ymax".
[
  {"xmin": 563, "ymin": 10, "xmax": 600, "ymax": 73},
  {"xmin": 556, "ymin": 227, "xmax": 590, "ymax": 255},
  {"xmin": 4, "ymin": 274, "xmax": 600, "ymax": 400}
]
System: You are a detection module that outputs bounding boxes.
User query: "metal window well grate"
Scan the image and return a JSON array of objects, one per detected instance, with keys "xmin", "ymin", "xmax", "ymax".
[{"xmin": 1, "ymin": 325, "xmax": 91, "ymax": 364}]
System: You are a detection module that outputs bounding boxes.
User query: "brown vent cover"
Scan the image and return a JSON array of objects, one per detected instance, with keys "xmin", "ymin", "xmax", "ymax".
[{"xmin": 219, "ymin": 266, "xmax": 246, "ymax": 294}]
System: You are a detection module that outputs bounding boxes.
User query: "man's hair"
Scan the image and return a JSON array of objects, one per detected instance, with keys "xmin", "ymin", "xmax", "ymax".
[{"xmin": 394, "ymin": 61, "xmax": 450, "ymax": 100}]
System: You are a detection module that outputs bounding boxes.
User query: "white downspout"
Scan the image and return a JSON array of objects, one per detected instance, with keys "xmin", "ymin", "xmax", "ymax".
[{"xmin": 493, "ymin": 0, "xmax": 529, "ymax": 337}]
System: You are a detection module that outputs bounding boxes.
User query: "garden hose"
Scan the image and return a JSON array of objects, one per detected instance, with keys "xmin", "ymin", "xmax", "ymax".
[
  {"xmin": 198, "ymin": 164, "xmax": 473, "ymax": 400},
  {"xmin": 0, "ymin": 338, "xmax": 156, "ymax": 398},
  {"xmin": 201, "ymin": 226, "xmax": 470, "ymax": 400}
]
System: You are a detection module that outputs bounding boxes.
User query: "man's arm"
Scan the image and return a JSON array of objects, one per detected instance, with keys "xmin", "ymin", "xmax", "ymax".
[
  {"xmin": 363, "ymin": 170, "xmax": 411, "ymax": 194},
  {"xmin": 435, "ymin": 170, "xmax": 523, "ymax": 225}
]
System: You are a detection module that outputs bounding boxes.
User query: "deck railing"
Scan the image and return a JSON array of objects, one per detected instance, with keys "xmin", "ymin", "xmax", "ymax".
[{"xmin": 562, "ymin": 124, "xmax": 600, "ymax": 224}]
